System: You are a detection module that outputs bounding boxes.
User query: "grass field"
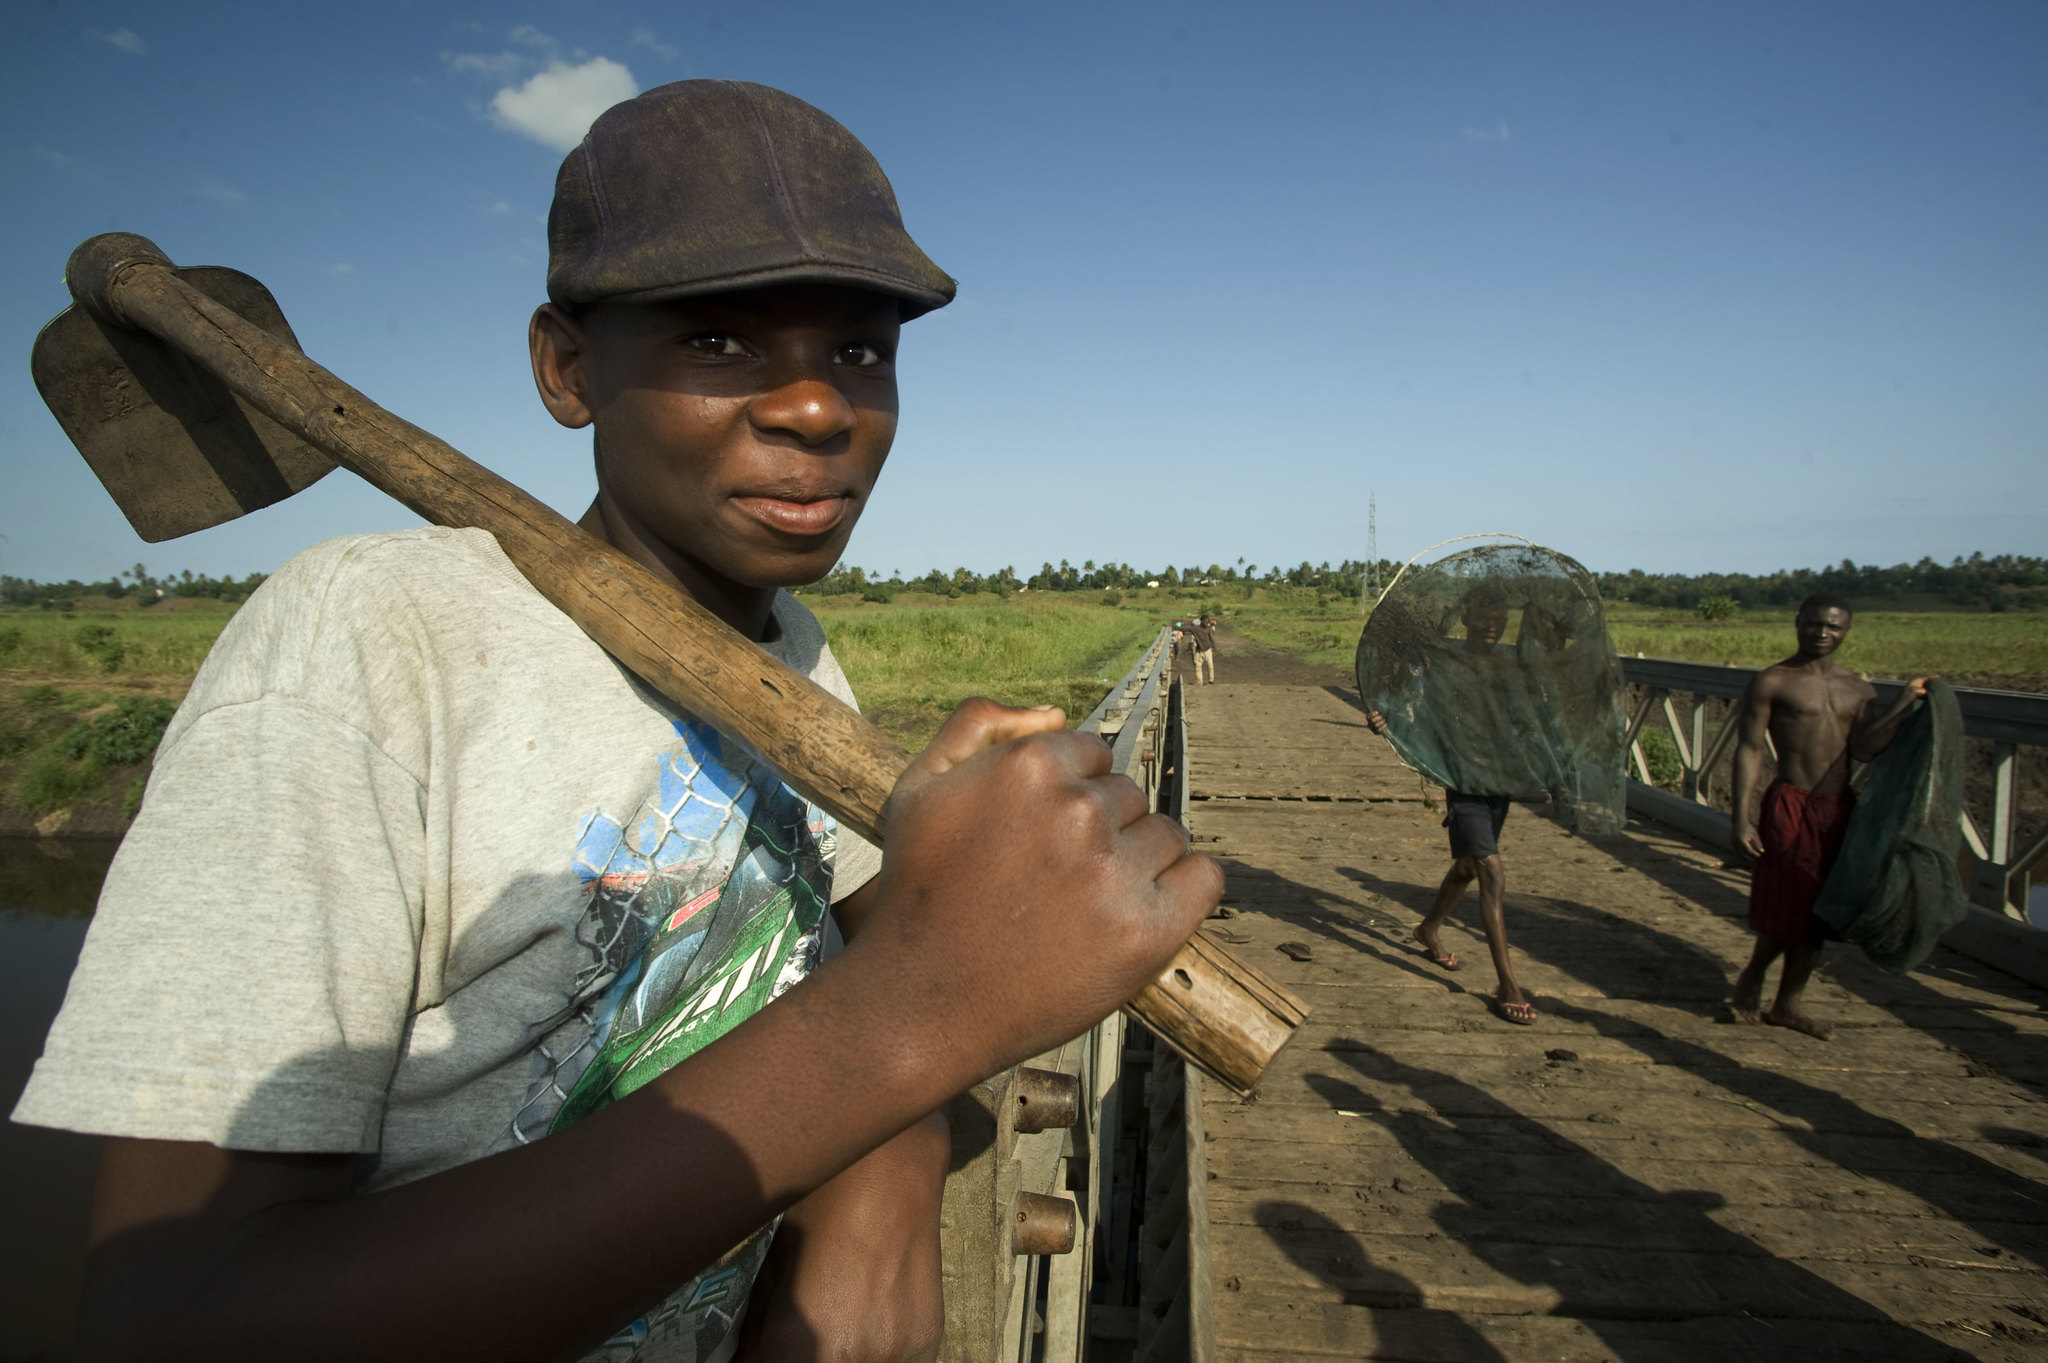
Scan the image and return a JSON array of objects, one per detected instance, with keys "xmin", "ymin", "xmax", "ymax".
[
  {"xmin": 0, "ymin": 598, "xmax": 239, "ymax": 681},
  {"xmin": 0, "ymin": 601, "xmax": 233, "ymax": 829},
  {"xmin": 1602, "ymin": 604, "xmax": 2048, "ymax": 691},
  {"xmin": 801, "ymin": 590, "xmax": 1176, "ymax": 746},
  {"xmin": 4, "ymin": 583, "xmax": 2040, "ymax": 828}
]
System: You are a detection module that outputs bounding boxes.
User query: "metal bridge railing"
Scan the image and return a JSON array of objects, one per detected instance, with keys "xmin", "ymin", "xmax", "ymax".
[
  {"xmin": 938, "ymin": 625, "xmax": 1192, "ymax": 1363},
  {"xmin": 1620, "ymin": 657, "xmax": 2048, "ymax": 920}
]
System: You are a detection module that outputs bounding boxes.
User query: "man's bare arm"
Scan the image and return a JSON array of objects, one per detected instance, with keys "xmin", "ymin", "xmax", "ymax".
[
  {"xmin": 1730, "ymin": 674, "xmax": 1776, "ymax": 859},
  {"xmin": 729, "ymin": 877, "xmax": 940, "ymax": 1363},
  {"xmin": 77, "ymin": 701, "xmax": 1221, "ymax": 1363},
  {"xmin": 1850, "ymin": 676, "xmax": 1932, "ymax": 762},
  {"xmin": 736, "ymin": 1109, "xmax": 948, "ymax": 1363}
]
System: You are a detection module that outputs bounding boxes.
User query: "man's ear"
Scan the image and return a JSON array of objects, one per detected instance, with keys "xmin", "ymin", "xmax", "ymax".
[{"xmin": 529, "ymin": 304, "xmax": 597, "ymax": 430}]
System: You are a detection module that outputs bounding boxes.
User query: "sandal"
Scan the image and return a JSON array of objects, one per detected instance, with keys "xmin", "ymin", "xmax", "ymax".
[
  {"xmin": 1493, "ymin": 998, "xmax": 1539, "ymax": 1026},
  {"xmin": 1414, "ymin": 938, "xmax": 1460, "ymax": 971}
]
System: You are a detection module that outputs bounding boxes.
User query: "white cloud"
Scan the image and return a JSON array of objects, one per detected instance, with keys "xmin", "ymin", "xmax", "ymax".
[
  {"xmin": 630, "ymin": 28, "xmax": 680, "ymax": 61},
  {"xmin": 192, "ymin": 178, "xmax": 247, "ymax": 207},
  {"xmin": 484, "ymin": 200, "xmax": 515, "ymax": 215},
  {"xmin": 321, "ymin": 262, "xmax": 355, "ymax": 276},
  {"xmin": 1464, "ymin": 121, "xmax": 1511, "ymax": 144},
  {"xmin": 508, "ymin": 25, "xmax": 558, "ymax": 52},
  {"xmin": 32, "ymin": 145, "xmax": 84, "ymax": 170},
  {"xmin": 85, "ymin": 26, "xmax": 145, "ymax": 54},
  {"xmin": 489, "ymin": 57, "xmax": 638, "ymax": 152}
]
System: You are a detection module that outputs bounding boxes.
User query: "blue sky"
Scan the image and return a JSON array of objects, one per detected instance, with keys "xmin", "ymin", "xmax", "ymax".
[{"xmin": 3, "ymin": 1, "xmax": 2042, "ymax": 583}]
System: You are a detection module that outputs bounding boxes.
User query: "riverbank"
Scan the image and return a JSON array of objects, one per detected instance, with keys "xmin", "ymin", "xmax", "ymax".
[{"xmin": 0, "ymin": 597, "xmax": 218, "ymax": 837}]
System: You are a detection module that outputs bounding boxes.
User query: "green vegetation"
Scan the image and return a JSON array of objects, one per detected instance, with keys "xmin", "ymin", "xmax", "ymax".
[
  {"xmin": 1215, "ymin": 588, "xmax": 1372, "ymax": 670},
  {"xmin": 0, "ymin": 596, "xmax": 219, "ymax": 827},
  {"xmin": 1603, "ymin": 604, "xmax": 2047, "ymax": 691},
  {"xmin": 10, "ymin": 695, "xmax": 180, "ymax": 817},
  {"xmin": 1, "ymin": 684, "xmax": 178, "ymax": 819},
  {"xmin": 1595, "ymin": 553, "xmax": 2047, "ymax": 614},
  {"xmin": 1637, "ymin": 727, "xmax": 1684, "ymax": 787},
  {"xmin": 5, "ymin": 550, "xmax": 2041, "ymax": 827},
  {"xmin": 64, "ymin": 695, "xmax": 179, "ymax": 765},
  {"xmin": 0, "ymin": 598, "xmax": 239, "ymax": 678},
  {"xmin": 805, "ymin": 592, "xmax": 1170, "ymax": 747},
  {"xmin": 2, "ymin": 563, "xmax": 268, "ymax": 611},
  {"xmin": 806, "ymin": 556, "xmax": 1386, "ymax": 600}
]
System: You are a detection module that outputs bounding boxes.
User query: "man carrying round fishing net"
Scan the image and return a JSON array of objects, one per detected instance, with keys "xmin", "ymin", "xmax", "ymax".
[
  {"xmin": 1364, "ymin": 586, "xmax": 1539, "ymax": 1025},
  {"xmin": 1729, "ymin": 593, "xmax": 1929, "ymax": 1040}
]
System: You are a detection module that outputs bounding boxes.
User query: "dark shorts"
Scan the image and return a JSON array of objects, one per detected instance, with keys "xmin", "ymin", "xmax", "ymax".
[{"xmin": 1444, "ymin": 791, "xmax": 1509, "ymax": 860}]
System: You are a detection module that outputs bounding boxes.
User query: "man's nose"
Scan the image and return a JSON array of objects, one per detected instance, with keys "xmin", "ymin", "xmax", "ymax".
[{"xmin": 749, "ymin": 378, "xmax": 858, "ymax": 447}]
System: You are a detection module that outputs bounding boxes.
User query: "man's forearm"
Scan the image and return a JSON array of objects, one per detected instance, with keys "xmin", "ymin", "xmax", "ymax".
[
  {"xmin": 83, "ymin": 954, "xmax": 954, "ymax": 1363},
  {"xmin": 737, "ymin": 1109, "xmax": 949, "ymax": 1362},
  {"xmin": 1731, "ymin": 744, "xmax": 1761, "ymax": 831},
  {"xmin": 1851, "ymin": 683, "xmax": 1924, "ymax": 761}
]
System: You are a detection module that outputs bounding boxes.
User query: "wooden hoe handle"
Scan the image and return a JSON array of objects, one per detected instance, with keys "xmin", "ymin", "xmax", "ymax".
[{"xmin": 64, "ymin": 233, "xmax": 1304, "ymax": 1094}]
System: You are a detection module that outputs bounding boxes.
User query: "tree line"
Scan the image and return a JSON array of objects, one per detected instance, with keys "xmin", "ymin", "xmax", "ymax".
[
  {"xmin": 804, "ymin": 558, "xmax": 1393, "ymax": 602},
  {"xmin": 5, "ymin": 553, "xmax": 2043, "ymax": 612},
  {"xmin": 1591, "ymin": 554, "xmax": 2047, "ymax": 613},
  {"xmin": 1, "ymin": 564, "xmax": 269, "ymax": 610}
]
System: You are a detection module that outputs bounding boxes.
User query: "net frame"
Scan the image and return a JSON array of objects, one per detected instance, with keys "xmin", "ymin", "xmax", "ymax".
[{"xmin": 1357, "ymin": 533, "xmax": 1627, "ymax": 835}]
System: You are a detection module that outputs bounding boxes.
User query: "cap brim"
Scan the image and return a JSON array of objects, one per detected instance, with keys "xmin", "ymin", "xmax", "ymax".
[{"xmin": 557, "ymin": 260, "xmax": 955, "ymax": 320}]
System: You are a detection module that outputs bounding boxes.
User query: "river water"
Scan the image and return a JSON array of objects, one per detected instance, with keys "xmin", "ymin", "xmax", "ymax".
[{"xmin": 1, "ymin": 837, "xmax": 114, "ymax": 1363}]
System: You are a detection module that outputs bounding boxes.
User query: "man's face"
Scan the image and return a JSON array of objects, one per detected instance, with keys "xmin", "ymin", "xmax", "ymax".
[
  {"xmin": 543, "ymin": 283, "xmax": 901, "ymax": 592},
  {"xmin": 1463, "ymin": 605, "xmax": 1508, "ymax": 647},
  {"xmin": 1795, "ymin": 605, "xmax": 1851, "ymax": 658}
]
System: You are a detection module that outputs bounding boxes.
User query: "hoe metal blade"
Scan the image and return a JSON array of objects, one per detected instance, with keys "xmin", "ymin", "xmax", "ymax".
[{"xmin": 30, "ymin": 265, "xmax": 336, "ymax": 542}]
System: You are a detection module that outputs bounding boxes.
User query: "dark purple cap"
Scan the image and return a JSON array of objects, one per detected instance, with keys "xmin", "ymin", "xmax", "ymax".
[{"xmin": 547, "ymin": 80, "xmax": 955, "ymax": 317}]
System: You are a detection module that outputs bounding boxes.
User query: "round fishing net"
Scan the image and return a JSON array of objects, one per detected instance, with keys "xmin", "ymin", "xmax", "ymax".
[
  {"xmin": 1355, "ymin": 537, "xmax": 1627, "ymax": 836},
  {"xmin": 1814, "ymin": 680, "xmax": 1968, "ymax": 973}
]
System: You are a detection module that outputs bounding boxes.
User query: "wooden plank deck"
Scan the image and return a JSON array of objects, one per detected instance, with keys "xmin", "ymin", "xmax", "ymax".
[{"xmin": 1186, "ymin": 679, "xmax": 2048, "ymax": 1362}]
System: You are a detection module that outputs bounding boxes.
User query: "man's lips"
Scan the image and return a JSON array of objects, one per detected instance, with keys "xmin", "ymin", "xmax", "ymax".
[{"xmin": 734, "ymin": 493, "xmax": 852, "ymax": 537}]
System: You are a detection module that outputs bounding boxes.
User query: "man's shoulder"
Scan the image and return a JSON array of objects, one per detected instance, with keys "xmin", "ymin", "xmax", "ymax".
[
  {"xmin": 269, "ymin": 527, "xmax": 532, "ymax": 600},
  {"xmin": 175, "ymin": 528, "xmax": 569, "ymax": 720},
  {"xmin": 242, "ymin": 527, "xmax": 554, "ymax": 646}
]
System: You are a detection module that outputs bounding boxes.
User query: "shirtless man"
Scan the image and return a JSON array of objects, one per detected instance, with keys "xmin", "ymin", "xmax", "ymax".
[
  {"xmin": 1729, "ymin": 592, "xmax": 1928, "ymax": 1039},
  {"xmin": 1366, "ymin": 588, "xmax": 1536, "ymax": 1025}
]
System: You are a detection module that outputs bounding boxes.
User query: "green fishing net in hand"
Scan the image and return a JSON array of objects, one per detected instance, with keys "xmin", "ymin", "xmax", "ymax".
[
  {"xmin": 1814, "ymin": 680, "xmax": 1968, "ymax": 973},
  {"xmin": 1354, "ymin": 539, "xmax": 1627, "ymax": 835}
]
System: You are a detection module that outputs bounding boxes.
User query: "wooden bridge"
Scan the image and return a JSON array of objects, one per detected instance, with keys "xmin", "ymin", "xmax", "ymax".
[
  {"xmin": 939, "ymin": 633, "xmax": 2048, "ymax": 1362},
  {"xmin": 1186, "ymin": 660, "xmax": 2048, "ymax": 1361}
]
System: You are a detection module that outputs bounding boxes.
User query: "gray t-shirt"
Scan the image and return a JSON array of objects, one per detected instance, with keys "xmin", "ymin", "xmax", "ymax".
[{"xmin": 14, "ymin": 526, "xmax": 881, "ymax": 1361}]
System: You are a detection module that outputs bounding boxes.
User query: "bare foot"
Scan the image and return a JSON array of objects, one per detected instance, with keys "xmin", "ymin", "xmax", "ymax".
[
  {"xmin": 1765, "ymin": 1006, "xmax": 1835, "ymax": 1041},
  {"xmin": 1730, "ymin": 965, "xmax": 1765, "ymax": 1025},
  {"xmin": 1413, "ymin": 928, "xmax": 1460, "ymax": 971},
  {"xmin": 1492, "ymin": 996, "xmax": 1538, "ymax": 1026}
]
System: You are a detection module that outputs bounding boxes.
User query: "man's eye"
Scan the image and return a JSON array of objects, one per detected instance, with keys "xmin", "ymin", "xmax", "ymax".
[
  {"xmin": 683, "ymin": 334, "xmax": 747, "ymax": 357},
  {"xmin": 834, "ymin": 342, "xmax": 889, "ymax": 368}
]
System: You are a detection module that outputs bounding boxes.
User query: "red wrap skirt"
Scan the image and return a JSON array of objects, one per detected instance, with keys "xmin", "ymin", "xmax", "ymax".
[{"xmin": 1749, "ymin": 779, "xmax": 1856, "ymax": 947}]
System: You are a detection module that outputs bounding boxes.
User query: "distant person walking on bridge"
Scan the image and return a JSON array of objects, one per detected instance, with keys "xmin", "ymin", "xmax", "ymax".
[
  {"xmin": 1189, "ymin": 615, "xmax": 1218, "ymax": 685},
  {"xmin": 1364, "ymin": 587, "xmax": 1537, "ymax": 1025},
  {"xmin": 1730, "ymin": 593, "xmax": 1929, "ymax": 1040}
]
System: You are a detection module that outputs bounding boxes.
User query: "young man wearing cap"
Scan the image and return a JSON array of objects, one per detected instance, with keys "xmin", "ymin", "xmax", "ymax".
[{"xmin": 15, "ymin": 82, "xmax": 1219, "ymax": 1363}]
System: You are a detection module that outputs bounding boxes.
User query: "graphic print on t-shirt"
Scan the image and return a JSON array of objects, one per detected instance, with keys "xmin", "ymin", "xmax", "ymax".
[{"xmin": 499, "ymin": 716, "xmax": 836, "ymax": 1362}]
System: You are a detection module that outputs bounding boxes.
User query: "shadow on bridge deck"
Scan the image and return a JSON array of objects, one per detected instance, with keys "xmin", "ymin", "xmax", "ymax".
[{"xmin": 1186, "ymin": 679, "xmax": 2048, "ymax": 1363}]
